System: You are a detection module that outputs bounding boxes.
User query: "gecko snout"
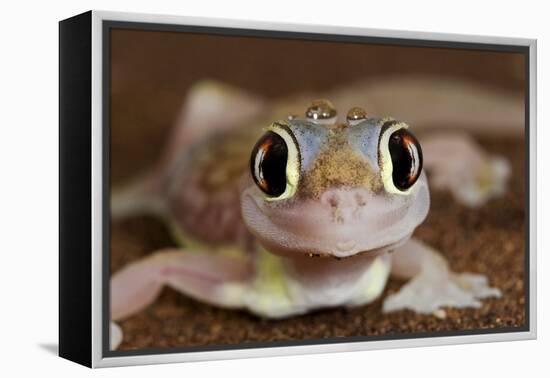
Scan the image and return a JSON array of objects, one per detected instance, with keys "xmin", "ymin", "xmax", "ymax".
[{"xmin": 321, "ymin": 189, "xmax": 369, "ymax": 220}]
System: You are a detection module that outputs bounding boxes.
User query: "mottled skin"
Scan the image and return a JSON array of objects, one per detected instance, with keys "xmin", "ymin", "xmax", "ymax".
[{"xmin": 109, "ymin": 80, "xmax": 512, "ymax": 349}]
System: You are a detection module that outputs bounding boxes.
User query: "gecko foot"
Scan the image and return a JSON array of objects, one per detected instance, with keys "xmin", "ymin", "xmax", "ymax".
[
  {"xmin": 110, "ymin": 322, "xmax": 123, "ymax": 350},
  {"xmin": 445, "ymin": 156, "xmax": 510, "ymax": 208},
  {"xmin": 382, "ymin": 270, "xmax": 501, "ymax": 315},
  {"xmin": 422, "ymin": 133, "xmax": 510, "ymax": 207}
]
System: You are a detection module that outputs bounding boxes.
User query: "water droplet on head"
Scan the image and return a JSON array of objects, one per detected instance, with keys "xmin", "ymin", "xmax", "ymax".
[
  {"xmin": 346, "ymin": 107, "xmax": 367, "ymax": 126},
  {"xmin": 306, "ymin": 99, "xmax": 337, "ymax": 124}
]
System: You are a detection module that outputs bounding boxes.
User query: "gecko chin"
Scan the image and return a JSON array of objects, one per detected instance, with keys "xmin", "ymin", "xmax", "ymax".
[{"xmin": 240, "ymin": 181, "xmax": 430, "ymax": 259}]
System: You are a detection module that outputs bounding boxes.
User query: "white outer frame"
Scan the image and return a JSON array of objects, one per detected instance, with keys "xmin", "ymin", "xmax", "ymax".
[{"xmin": 90, "ymin": 10, "xmax": 537, "ymax": 368}]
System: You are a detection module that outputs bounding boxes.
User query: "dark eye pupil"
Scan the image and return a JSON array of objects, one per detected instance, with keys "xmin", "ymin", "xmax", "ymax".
[
  {"xmin": 388, "ymin": 129, "xmax": 423, "ymax": 190},
  {"xmin": 250, "ymin": 131, "xmax": 288, "ymax": 196}
]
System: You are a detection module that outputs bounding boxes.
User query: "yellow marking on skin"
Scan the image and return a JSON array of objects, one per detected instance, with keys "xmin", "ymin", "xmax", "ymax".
[
  {"xmin": 253, "ymin": 248, "xmax": 291, "ymax": 298},
  {"xmin": 475, "ymin": 160, "xmax": 497, "ymax": 195},
  {"xmin": 362, "ymin": 256, "xmax": 391, "ymax": 300},
  {"xmin": 168, "ymin": 218, "xmax": 294, "ymax": 317},
  {"xmin": 169, "ymin": 219, "xmax": 295, "ymax": 315},
  {"xmin": 346, "ymin": 255, "xmax": 391, "ymax": 306},
  {"xmin": 246, "ymin": 247, "xmax": 295, "ymax": 316},
  {"xmin": 168, "ymin": 218, "xmax": 247, "ymax": 259},
  {"xmin": 218, "ymin": 283, "xmax": 247, "ymax": 307}
]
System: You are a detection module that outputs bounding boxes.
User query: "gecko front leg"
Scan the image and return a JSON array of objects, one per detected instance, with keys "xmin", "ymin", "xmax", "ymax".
[
  {"xmin": 110, "ymin": 249, "xmax": 253, "ymax": 349},
  {"xmin": 383, "ymin": 239, "xmax": 501, "ymax": 317}
]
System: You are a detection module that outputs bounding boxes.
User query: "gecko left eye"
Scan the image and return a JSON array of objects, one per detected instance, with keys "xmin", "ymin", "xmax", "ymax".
[
  {"xmin": 250, "ymin": 124, "xmax": 300, "ymax": 200},
  {"xmin": 379, "ymin": 124, "xmax": 423, "ymax": 194}
]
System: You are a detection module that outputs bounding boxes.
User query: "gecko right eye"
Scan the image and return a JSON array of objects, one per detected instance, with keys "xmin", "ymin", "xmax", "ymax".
[
  {"xmin": 379, "ymin": 122, "xmax": 423, "ymax": 195},
  {"xmin": 250, "ymin": 123, "xmax": 300, "ymax": 200},
  {"xmin": 388, "ymin": 128, "xmax": 423, "ymax": 191}
]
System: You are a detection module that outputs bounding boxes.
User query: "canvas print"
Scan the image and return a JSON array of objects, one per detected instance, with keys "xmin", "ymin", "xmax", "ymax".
[{"xmin": 107, "ymin": 27, "xmax": 527, "ymax": 351}]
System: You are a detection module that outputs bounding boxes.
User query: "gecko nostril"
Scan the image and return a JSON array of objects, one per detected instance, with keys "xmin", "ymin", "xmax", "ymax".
[
  {"xmin": 355, "ymin": 193, "xmax": 367, "ymax": 207},
  {"xmin": 321, "ymin": 191, "xmax": 340, "ymax": 208},
  {"xmin": 322, "ymin": 190, "xmax": 369, "ymax": 209}
]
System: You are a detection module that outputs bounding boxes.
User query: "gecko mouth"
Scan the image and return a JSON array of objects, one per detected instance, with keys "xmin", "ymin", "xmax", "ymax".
[
  {"xmin": 241, "ymin": 184, "xmax": 429, "ymax": 259},
  {"xmin": 300, "ymin": 234, "xmax": 411, "ymax": 259}
]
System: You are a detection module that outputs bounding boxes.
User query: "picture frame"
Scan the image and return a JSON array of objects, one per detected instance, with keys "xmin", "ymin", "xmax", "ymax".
[{"xmin": 59, "ymin": 10, "xmax": 537, "ymax": 368}]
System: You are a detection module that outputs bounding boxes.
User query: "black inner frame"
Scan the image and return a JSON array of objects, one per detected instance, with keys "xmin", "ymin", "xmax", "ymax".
[{"xmin": 101, "ymin": 20, "xmax": 531, "ymax": 358}]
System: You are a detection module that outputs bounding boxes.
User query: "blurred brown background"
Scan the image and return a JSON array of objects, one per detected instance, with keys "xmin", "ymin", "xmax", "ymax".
[
  {"xmin": 110, "ymin": 28, "xmax": 525, "ymax": 184},
  {"xmin": 110, "ymin": 28, "xmax": 526, "ymax": 350}
]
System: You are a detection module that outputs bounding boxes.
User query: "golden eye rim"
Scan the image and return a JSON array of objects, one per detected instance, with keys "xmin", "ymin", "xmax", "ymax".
[
  {"xmin": 256, "ymin": 121, "xmax": 301, "ymax": 201},
  {"xmin": 379, "ymin": 122, "xmax": 420, "ymax": 195}
]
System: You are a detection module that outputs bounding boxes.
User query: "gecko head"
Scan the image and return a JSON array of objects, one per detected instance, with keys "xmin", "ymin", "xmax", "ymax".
[{"xmin": 241, "ymin": 100, "xmax": 430, "ymax": 259}]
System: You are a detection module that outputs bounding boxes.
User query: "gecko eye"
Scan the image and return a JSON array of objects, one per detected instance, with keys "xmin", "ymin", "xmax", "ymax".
[
  {"xmin": 379, "ymin": 124, "xmax": 423, "ymax": 194},
  {"xmin": 250, "ymin": 124, "xmax": 300, "ymax": 200}
]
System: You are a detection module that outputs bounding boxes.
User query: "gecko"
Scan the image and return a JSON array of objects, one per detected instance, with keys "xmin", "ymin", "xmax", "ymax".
[{"xmin": 110, "ymin": 79, "xmax": 513, "ymax": 349}]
